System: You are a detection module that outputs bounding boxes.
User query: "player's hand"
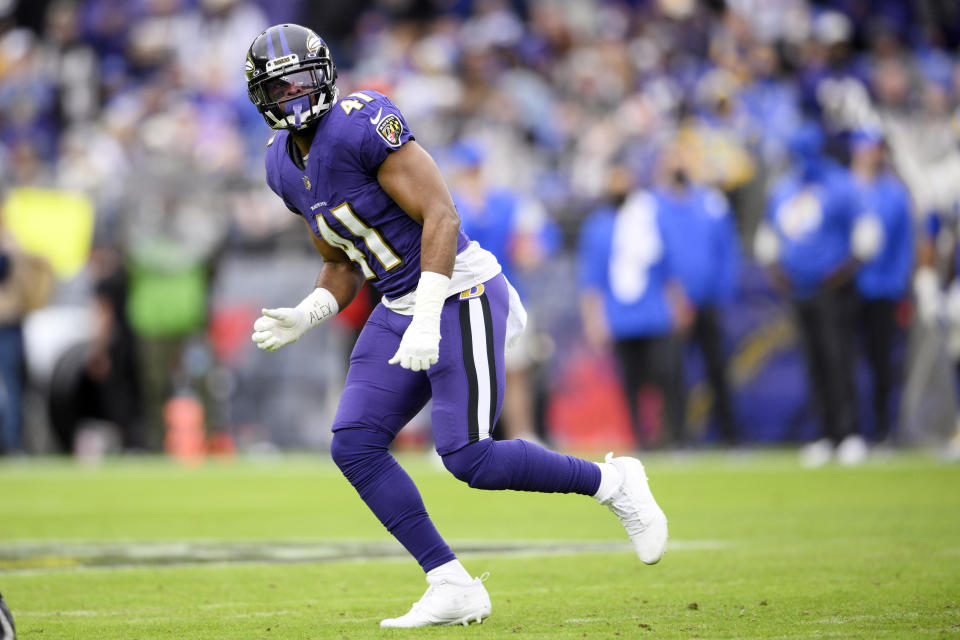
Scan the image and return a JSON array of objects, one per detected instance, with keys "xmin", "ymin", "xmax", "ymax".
[
  {"xmin": 389, "ymin": 315, "xmax": 441, "ymax": 372},
  {"xmin": 252, "ymin": 288, "xmax": 339, "ymax": 353},
  {"xmin": 252, "ymin": 307, "xmax": 310, "ymax": 352}
]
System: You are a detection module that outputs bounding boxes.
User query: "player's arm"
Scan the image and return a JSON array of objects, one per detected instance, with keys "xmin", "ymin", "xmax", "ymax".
[
  {"xmin": 577, "ymin": 218, "xmax": 611, "ymax": 352},
  {"xmin": 665, "ymin": 279, "xmax": 695, "ymax": 332},
  {"xmin": 377, "ymin": 140, "xmax": 459, "ymax": 276},
  {"xmin": 376, "ymin": 140, "xmax": 459, "ymax": 371},
  {"xmin": 825, "ymin": 183, "xmax": 877, "ymax": 290},
  {"xmin": 753, "ymin": 209, "xmax": 793, "ymax": 294},
  {"xmin": 579, "ymin": 288, "xmax": 611, "ymax": 352},
  {"xmin": 252, "ymin": 220, "xmax": 364, "ymax": 353}
]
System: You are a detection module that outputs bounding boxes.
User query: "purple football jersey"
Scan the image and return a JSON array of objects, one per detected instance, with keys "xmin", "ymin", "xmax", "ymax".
[{"xmin": 265, "ymin": 90, "xmax": 469, "ymax": 299}]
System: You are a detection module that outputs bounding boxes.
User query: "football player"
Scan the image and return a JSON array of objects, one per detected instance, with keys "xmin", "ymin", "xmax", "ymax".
[{"xmin": 246, "ymin": 24, "xmax": 667, "ymax": 627}]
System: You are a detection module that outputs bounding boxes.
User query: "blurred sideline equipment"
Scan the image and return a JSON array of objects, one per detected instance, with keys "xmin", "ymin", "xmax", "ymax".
[
  {"xmin": 164, "ymin": 395, "xmax": 206, "ymax": 465},
  {"xmin": 246, "ymin": 23, "xmax": 667, "ymax": 627},
  {"xmin": 3, "ymin": 188, "xmax": 93, "ymax": 279}
]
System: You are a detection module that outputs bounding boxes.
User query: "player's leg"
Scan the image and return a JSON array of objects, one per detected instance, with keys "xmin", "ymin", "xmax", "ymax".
[
  {"xmin": 696, "ymin": 305, "xmax": 738, "ymax": 445},
  {"xmin": 825, "ymin": 287, "xmax": 865, "ymax": 464},
  {"xmin": 612, "ymin": 336, "xmax": 648, "ymax": 448},
  {"xmin": 862, "ymin": 298, "xmax": 895, "ymax": 442},
  {"xmin": 0, "ymin": 326, "xmax": 24, "ymax": 453},
  {"xmin": 648, "ymin": 334, "xmax": 686, "ymax": 448},
  {"xmin": 499, "ymin": 320, "xmax": 541, "ymax": 442},
  {"xmin": 794, "ymin": 294, "xmax": 835, "ymax": 465},
  {"xmin": 431, "ymin": 274, "xmax": 667, "ymax": 563},
  {"xmin": 330, "ymin": 305, "xmax": 454, "ymax": 573},
  {"xmin": 332, "ymin": 305, "xmax": 489, "ymax": 628}
]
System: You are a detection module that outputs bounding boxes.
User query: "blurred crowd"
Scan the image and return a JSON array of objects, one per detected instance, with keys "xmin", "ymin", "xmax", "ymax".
[{"xmin": 1, "ymin": 0, "xmax": 959, "ymax": 463}]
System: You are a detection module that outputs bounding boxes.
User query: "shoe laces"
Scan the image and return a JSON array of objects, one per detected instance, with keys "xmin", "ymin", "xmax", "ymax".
[
  {"xmin": 409, "ymin": 585, "xmax": 439, "ymax": 612},
  {"xmin": 605, "ymin": 458, "xmax": 652, "ymax": 534},
  {"xmin": 609, "ymin": 490, "xmax": 650, "ymax": 534}
]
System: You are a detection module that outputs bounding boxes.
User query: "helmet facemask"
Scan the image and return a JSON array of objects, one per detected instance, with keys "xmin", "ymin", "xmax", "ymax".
[{"xmin": 250, "ymin": 64, "xmax": 335, "ymax": 129}]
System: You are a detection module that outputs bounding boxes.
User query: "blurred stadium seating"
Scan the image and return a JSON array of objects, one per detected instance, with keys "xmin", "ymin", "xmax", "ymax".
[{"xmin": 0, "ymin": 0, "xmax": 958, "ymax": 457}]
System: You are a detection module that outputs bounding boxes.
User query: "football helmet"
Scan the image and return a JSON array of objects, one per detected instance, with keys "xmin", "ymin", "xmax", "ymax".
[{"xmin": 246, "ymin": 24, "xmax": 338, "ymax": 131}]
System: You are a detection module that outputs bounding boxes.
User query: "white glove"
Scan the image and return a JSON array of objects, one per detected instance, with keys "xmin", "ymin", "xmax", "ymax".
[
  {"xmin": 252, "ymin": 287, "xmax": 338, "ymax": 352},
  {"xmin": 389, "ymin": 271, "xmax": 450, "ymax": 372}
]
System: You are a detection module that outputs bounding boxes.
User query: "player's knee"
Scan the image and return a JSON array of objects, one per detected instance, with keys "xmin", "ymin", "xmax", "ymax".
[
  {"xmin": 441, "ymin": 440, "xmax": 511, "ymax": 490},
  {"xmin": 440, "ymin": 450, "xmax": 475, "ymax": 485},
  {"xmin": 329, "ymin": 431, "xmax": 356, "ymax": 475},
  {"xmin": 330, "ymin": 428, "xmax": 390, "ymax": 476}
]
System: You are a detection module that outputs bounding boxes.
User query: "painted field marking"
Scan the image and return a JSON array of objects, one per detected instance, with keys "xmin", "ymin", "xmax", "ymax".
[{"xmin": 0, "ymin": 539, "xmax": 728, "ymax": 574}]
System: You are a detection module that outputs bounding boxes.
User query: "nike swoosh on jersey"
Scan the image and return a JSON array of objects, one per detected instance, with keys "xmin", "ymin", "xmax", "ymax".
[{"xmin": 369, "ymin": 107, "xmax": 384, "ymax": 125}]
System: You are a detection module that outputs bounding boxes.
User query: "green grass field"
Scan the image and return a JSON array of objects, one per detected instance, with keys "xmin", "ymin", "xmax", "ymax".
[{"xmin": 1, "ymin": 450, "xmax": 959, "ymax": 639}]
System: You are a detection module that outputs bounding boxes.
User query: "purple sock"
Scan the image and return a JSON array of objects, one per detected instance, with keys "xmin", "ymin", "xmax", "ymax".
[
  {"xmin": 442, "ymin": 438, "xmax": 602, "ymax": 495},
  {"xmin": 331, "ymin": 428, "xmax": 455, "ymax": 572}
]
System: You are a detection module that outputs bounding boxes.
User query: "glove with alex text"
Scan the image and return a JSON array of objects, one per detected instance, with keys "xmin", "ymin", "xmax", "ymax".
[{"xmin": 252, "ymin": 287, "xmax": 338, "ymax": 352}]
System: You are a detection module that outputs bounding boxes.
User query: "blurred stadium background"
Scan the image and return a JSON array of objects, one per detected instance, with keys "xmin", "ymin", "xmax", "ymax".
[{"xmin": 1, "ymin": 0, "xmax": 959, "ymax": 461}]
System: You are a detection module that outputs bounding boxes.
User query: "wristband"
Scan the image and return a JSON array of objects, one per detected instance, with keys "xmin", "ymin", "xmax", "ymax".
[
  {"xmin": 296, "ymin": 287, "xmax": 339, "ymax": 328},
  {"xmin": 413, "ymin": 271, "xmax": 451, "ymax": 320}
]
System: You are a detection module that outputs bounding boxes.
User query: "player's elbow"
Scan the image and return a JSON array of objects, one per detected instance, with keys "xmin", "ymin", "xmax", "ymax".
[{"xmin": 422, "ymin": 202, "xmax": 460, "ymax": 230}]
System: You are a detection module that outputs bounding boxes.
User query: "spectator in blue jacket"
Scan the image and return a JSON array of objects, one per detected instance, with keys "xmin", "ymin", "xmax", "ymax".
[
  {"xmin": 754, "ymin": 120, "xmax": 873, "ymax": 466},
  {"xmin": 579, "ymin": 166, "xmax": 692, "ymax": 448},
  {"xmin": 849, "ymin": 129, "xmax": 913, "ymax": 445},
  {"xmin": 655, "ymin": 144, "xmax": 742, "ymax": 445}
]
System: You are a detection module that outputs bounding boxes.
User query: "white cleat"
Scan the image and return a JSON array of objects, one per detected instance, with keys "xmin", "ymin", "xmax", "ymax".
[
  {"xmin": 380, "ymin": 573, "xmax": 491, "ymax": 628},
  {"xmin": 800, "ymin": 438, "xmax": 834, "ymax": 468},
  {"xmin": 600, "ymin": 452, "xmax": 668, "ymax": 564},
  {"xmin": 836, "ymin": 434, "xmax": 868, "ymax": 466}
]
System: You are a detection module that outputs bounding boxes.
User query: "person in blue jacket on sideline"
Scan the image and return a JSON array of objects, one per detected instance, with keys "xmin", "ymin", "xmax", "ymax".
[
  {"xmin": 848, "ymin": 129, "xmax": 913, "ymax": 446},
  {"xmin": 754, "ymin": 120, "xmax": 876, "ymax": 466},
  {"xmin": 579, "ymin": 165, "xmax": 692, "ymax": 448},
  {"xmin": 655, "ymin": 144, "xmax": 742, "ymax": 446}
]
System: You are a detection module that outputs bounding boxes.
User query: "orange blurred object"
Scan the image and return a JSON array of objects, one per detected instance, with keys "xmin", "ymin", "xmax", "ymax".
[
  {"xmin": 207, "ymin": 431, "xmax": 237, "ymax": 458},
  {"xmin": 546, "ymin": 349, "xmax": 636, "ymax": 450},
  {"xmin": 163, "ymin": 395, "xmax": 206, "ymax": 465}
]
